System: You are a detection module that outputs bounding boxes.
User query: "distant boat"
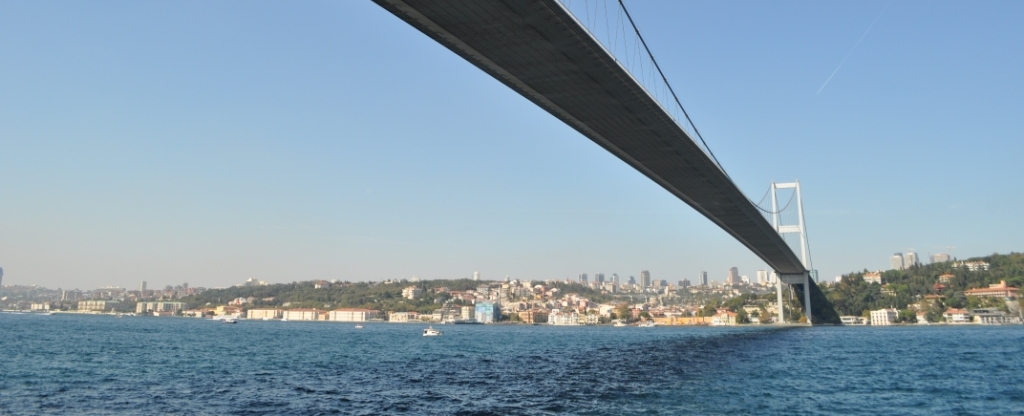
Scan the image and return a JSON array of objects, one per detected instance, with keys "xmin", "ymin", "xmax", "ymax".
[
  {"xmin": 422, "ymin": 326, "xmax": 442, "ymax": 337},
  {"xmin": 638, "ymin": 321, "xmax": 656, "ymax": 327},
  {"xmin": 355, "ymin": 324, "xmax": 365, "ymax": 329},
  {"xmin": 613, "ymin": 321, "xmax": 627, "ymax": 327},
  {"xmin": 223, "ymin": 318, "xmax": 238, "ymax": 324}
]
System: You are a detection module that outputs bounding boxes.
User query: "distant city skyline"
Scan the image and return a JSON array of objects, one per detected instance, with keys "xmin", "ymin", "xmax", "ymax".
[{"xmin": 2, "ymin": 2, "xmax": 1022, "ymax": 289}]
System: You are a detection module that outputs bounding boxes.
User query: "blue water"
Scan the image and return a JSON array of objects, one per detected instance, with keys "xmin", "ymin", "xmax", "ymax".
[{"xmin": 1, "ymin": 314, "xmax": 1023, "ymax": 415}]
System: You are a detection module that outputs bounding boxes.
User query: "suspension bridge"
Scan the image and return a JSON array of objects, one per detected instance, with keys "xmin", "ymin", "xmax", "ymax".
[{"xmin": 373, "ymin": 0, "xmax": 840, "ymax": 324}]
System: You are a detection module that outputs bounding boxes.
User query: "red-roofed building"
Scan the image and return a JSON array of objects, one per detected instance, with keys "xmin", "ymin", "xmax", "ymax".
[{"xmin": 965, "ymin": 281, "xmax": 1019, "ymax": 298}]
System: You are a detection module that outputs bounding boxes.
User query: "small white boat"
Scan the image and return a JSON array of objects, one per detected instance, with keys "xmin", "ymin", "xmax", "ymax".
[
  {"xmin": 355, "ymin": 324, "xmax": 365, "ymax": 329},
  {"xmin": 422, "ymin": 326, "xmax": 442, "ymax": 336},
  {"xmin": 613, "ymin": 321, "xmax": 627, "ymax": 327},
  {"xmin": 223, "ymin": 318, "xmax": 238, "ymax": 324},
  {"xmin": 638, "ymin": 321, "xmax": 656, "ymax": 327}
]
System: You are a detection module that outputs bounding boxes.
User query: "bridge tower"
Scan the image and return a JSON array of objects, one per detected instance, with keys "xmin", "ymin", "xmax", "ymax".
[{"xmin": 770, "ymin": 181, "xmax": 812, "ymax": 324}]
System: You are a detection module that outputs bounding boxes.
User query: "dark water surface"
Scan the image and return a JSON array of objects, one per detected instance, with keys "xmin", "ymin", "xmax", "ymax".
[{"xmin": 2, "ymin": 313, "xmax": 1023, "ymax": 415}]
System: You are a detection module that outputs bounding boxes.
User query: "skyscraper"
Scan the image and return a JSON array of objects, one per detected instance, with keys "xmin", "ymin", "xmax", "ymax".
[
  {"xmin": 140, "ymin": 281, "xmax": 147, "ymax": 292},
  {"xmin": 612, "ymin": 273, "xmax": 619, "ymax": 284},
  {"xmin": 904, "ymin": 252, "xmax": 918, "ymax": 267},
  {"xmin": 640, "ymin": 270, "xmax": 651, "ymax": 288},
  {"xmin": 473, "ymin": 271, "xmax": 480, "ymax": 281},
  {"xmin": 727, "ymin": 267, "xmax": 739, "ymax": 285},
  {"xmin": 595, "ymin": 273, "xmax": 605, "ymax": 284},
  {"xmin": 699, "ymin": 271, "xmax": 708, "ymax": 286},
  {"xmin": 890, "ymin": 253, "xmax": 905, "ymax": 270},
  {"xmin": 756, "ymin": 270, "xmax": 768, "ymax": 285},
  {"xmin": 579, "ymin": 273, "xmax": 588, "ymax": 284}
]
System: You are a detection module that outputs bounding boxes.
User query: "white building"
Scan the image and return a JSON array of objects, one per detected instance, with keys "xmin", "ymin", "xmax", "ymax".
[
  {"xmin": 756, "ymin": 270, "xmax": 768, "ymax": 285},
  {"xmin": 840, "ymin": 316, "xmax": 866, "ymax": 325},
  {"xmin": 389, "ymin": 311, "xmax": 418, "ymax": 322},
  {"xmin": 329, "ymin": 308, "xmax": 378, "ymax": 322},
  {"xmin": 870, "ymin": 308, "xmax": 898, "ymax": 326},
  {"xmin": 283, "ymin": 309, "xmax": 322, "ymax": 321},
  {"xmin": 943, "ymin": 308, "xmax": 971, "ymax": 324},
  {"xmin": 863, "ymin": 272, "xmax": 882, "ymax": 285},
  {"xmin": 402, "ymin": 286, "xmax": 423, "ymax": 300},
  {"xmin": 890, "ymin": 253, "xmax": 905, "ymax": 270},
  {"xmin": 547, "ymin": 309, "xmax": 581, "ymax": 325},
  {"xmin": 136, "ymin": 301, "xmax": 186, "ymax": 314},
  {"xmin": 247, "ymin": 309, "xmax": 283, "ymax": 320},
  {"xmin": 904, "ymin": 252, "xmax": 918, "ymax": 267}
]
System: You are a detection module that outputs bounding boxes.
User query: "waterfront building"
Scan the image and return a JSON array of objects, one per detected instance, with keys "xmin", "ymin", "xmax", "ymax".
[
  {"xmin": 516, "ymin": 310, "xmax": 548, "ymax": 324},
  {"xmin": 283, "ymin": 309, "xmax": 322, "ymax": 321},
  {"xmin": 711, "ymin": 311, "xmax": 737, "ymax": 326},
  {"xmin": 890, "ymin": 253, "xmax": 905, "ymax": 270},
  {"xmin": 869, "ymin": 308, "xmax": 898, "ymax": 326},
  {"xmin": 247, "ymin": 309, "xmax": 283, "ymax": 320},
  {"xmin": 329, "ymin": 308, "xmax": 378, "ymax": 322},
  {"xmin": 863, "ymin": 272, "xmax": 882, "ymax": 285},
  {"xmin": 402, "ymin": 286, "xmax": 422, "ymax": 300},
  {"xmin": 971, "ymin": 308, "xmax": 1017, "ymax": 325},
  {"xmin": 475, "ymin": 302, "xmax": 500, "ymax": 324},
  {"xmin": 943, "ymin": 308, "xmax": 971, "ymax": 324},
  {"xmin": 639, "ymin": 270, "xmax": 651, "ymax": 288},
  {"xmin": 30, "ymin": 303, "xmax": 50, "ymax": 311},
  {"xmin": 964, "ymin": 280, "xmax": 1019, "ymax": 298},
  {"xmin": 461, "ymin": 305, "xmax": 475, "ymax": 321},
  {"xmin": 840, "ymin": 316, "xmax": 866, "ymax": 325},
  {"xmin": 547, "ymin": 309, "xmax": 580, "ymax": 325},
  {"xmin": 388, "ymin": 311, "xmax": 419, "ymax": 322},
  {"xmin": 136, "ymin": 301, "xmax": 186, "ymax": 314},
  {"xmin": 77, "ymin": 300, "xmax": 121, "ymax": 312}
]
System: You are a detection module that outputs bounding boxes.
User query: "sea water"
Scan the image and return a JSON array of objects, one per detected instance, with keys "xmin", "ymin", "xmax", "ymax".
[{"xmin": 1, "ymin": 313, "xmax": 1022, "ymax": 415}]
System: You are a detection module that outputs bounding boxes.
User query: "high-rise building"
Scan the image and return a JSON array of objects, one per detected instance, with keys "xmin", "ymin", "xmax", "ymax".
[
  {"xmin": 890, "ymin": 253, "xmax": 905, "ymax": 270},
  {"xmin": 680, "ymin": 279, "xmax": 691, "ymax": 288},
  {"xmin": 140, "ymin": 281, "xmax": 147, "ymax": 292},
  {"xmin": 756, "ymin": 270, "xmax": 768, "ymax": 285},
  {"xmin": 699, "ymin": 271, "xmax": 708, "ymax": 286},
  {"xmin": 904, "ymin": 252, "xmax": 918, "ymax": 267},
  {"xmin": 612, "ymin": 273, "xmax": 619, "ymax": 284},
  {"xmin": 628, "ymin": 276, "xmax": 636, "ymax": 285},
  {"xmin": 473, "ymin": 271, "xmax": 480, "ymax": 281},
  {"xmin": 640, "ymin": 270, "xmax": 651, "ymax": 288},
  {"xmin": 595, "ymin": 273, "xmax": 605, "ymax": 283},
  {"xmin": 727, "ymin": 267, "xmax": 739, "ymax": 285},
  {"xmin": 931, "ymin": 253, "xmax": 951, "ymax": 264},
  {"xmin": 579, "ymin": 273, "xmax": 588, "ymax": 284}
]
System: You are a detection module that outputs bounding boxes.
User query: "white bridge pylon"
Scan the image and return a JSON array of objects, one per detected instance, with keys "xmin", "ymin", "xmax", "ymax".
[{"xmin": 770, "ymin": 181, "xmax": 813, "ymax": 324}]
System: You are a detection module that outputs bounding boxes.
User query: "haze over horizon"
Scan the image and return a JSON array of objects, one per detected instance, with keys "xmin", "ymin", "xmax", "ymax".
[{"xmin": 2, "ymin": 1, "xmax": 1022, "ymax": 290}]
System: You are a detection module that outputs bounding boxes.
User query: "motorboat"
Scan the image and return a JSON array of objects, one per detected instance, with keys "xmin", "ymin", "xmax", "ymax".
[
  {"xmin": 355, "ymin": 324, "xmax": 365, "ymax": 329},
  {"xmin": 422, "ymin": 326, "xmax": 442, "ymax": 336},
  {"xmin": 613, "ymin": 321, "xmax": 627, "ymax": 327},
  {"xmin": 223, "ymin": 318, "xmax": 238, "ymax": 324},
  {"xmin": 638, "ymin": 321, "xmax": 656, "ymax": 327}
]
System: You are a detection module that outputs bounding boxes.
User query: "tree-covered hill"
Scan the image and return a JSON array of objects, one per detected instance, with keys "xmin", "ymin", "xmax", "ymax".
[{"xmin": 823, "ymin": 252, "xmax": 1024, "ymax": 317}]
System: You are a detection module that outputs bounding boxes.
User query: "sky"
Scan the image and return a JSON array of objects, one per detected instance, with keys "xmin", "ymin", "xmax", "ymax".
[{"xmin": 1, "ymin": 1, "xmax": 1022, "ymax": 290}]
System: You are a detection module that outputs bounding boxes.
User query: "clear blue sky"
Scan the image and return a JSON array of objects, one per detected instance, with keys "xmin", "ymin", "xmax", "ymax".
[{"xmin": 1, "ymin": 1, "xmax": 1021, "ymax": 290}]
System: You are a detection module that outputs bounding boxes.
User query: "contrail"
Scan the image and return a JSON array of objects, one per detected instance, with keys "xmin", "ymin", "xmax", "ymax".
[{"xmin": 817, "ymin": 1, "xmax": 892, "ymax": 95}]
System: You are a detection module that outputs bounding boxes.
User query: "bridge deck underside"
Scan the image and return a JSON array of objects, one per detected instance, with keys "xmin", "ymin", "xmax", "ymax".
[{"xmin": 374, "ymin": 0, "xmax": 806, "ymax": 275}]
